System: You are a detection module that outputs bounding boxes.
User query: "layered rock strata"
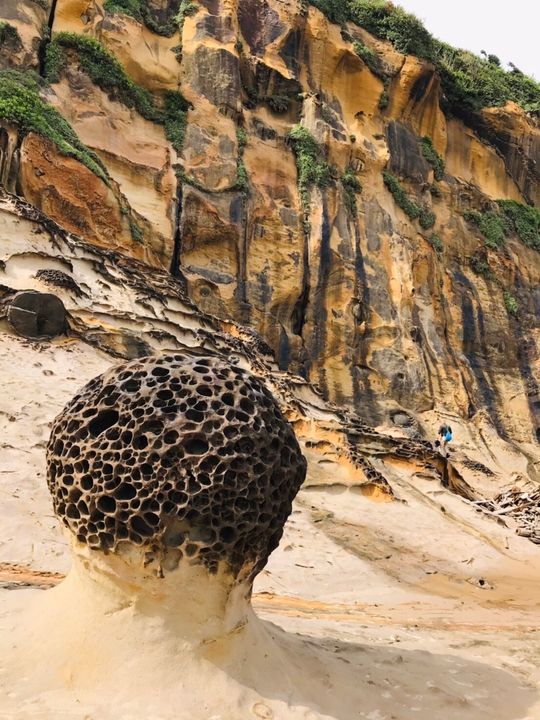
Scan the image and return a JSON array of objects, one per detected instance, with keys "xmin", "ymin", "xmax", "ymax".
[{"xmin": 0, "ymin": 0, "xmax": 538, "ymax": 452}]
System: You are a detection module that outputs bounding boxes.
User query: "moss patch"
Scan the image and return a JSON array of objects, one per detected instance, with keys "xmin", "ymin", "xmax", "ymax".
[
  {"xmin": 421, "ymin": 136, "xmax": 445, "ymax": 181},
  {"xmin": 503, "ymin": 290, "xmax": 518, "ymax": 316},
  {"xmin": 382, "ymin": 171, "xmax": 420, "ymax": 220},
  {"xmin": 497, "ymin": 200, "xmax": 540, "ymax": 251},
  {"xmin": 0, "ymin": 70, "xmax": 108, "ymax": 183},
  {"xmin": 429, "ymin": 233, "xmax": 443, "ymax": 253},
  {"xmin": 288, "ymin": 124, "xmax": 331, "ymax": 210},
  {"xmin": 463, "ymin": 209, "xmax": 509, "ymax": 249},
  {"xmin": 45, "ymin": 33, "xmax": 190, "ymax": 153},
  {"xmin": 341, "ymin": 169, "xmax": 362, "ymax": 215}
]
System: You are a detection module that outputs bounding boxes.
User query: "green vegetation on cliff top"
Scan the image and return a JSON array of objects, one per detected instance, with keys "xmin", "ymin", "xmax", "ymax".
[
  {"xmin": 309, "ymin": 0, "xmax": 539, "ymax": 113},
  {"xmin": 0, "ymin": 70, "xmax": 108, "ymax": 182},
  {"xmin": 45, "ymin": 33, "xmax": 190, "ymax": 153}
]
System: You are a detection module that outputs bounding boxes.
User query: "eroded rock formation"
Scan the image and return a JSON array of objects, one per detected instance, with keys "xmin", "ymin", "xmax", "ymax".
[
  {"xmin": 47, "ymin": 354, "xmax": 306, "ymax": 573},
  {"xmin": 0, "ymin": 0, "xmax": 538, "ymax": 453},
  {"xmin": 1, "ymin": 188, "xmax": 540, "ymax": 719}
]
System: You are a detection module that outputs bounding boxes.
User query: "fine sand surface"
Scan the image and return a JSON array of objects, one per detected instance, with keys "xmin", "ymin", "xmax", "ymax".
[{"xmin": 0, "ymin": 334, "xmax": 539, "ymax": 718}]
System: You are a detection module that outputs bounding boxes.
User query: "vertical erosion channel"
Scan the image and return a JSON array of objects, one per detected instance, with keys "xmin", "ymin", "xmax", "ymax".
[
  {"xmin": 38, "ymin": 0, "xmax": 58, "ymax": 77},
  {"xmin": 170, "ymin": 180, "xmax": 184, "ymax": 280}
]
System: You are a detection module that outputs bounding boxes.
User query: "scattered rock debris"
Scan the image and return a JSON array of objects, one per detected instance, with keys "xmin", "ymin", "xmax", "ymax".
[{"xmin": 473, "ymin": 488, "xmax": 540, "ymax": 544}]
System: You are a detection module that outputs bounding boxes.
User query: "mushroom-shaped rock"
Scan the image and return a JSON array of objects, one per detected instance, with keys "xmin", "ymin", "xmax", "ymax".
[
  {"xmin": 46, "ymin": 353, "xmax": 306, "ymax": 577},
  {"xmin": 2, "ymin": 355, "xmax": 536, "ymax": 720},
  {"xmin": 7, "ymin": 290, "xmax": 66, "ymax": 339}
]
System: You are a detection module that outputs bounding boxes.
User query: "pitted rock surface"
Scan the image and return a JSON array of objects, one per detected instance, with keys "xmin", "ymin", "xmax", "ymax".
[{"xmin": 46, "ymin": 354, "xmax": 306, "ymax": 574}]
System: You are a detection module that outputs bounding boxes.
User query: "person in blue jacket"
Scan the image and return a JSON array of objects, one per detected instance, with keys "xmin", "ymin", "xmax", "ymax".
[{"xmin": 437, "ymin": 424, "xmax": 453, "ymax": 456}]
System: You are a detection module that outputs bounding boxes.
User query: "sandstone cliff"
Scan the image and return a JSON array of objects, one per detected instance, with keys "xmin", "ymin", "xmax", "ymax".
[
  {"xmin": 1, "ymin": 2, "xmax": 540, "ymax": 705},
  {"xmin": 1, "ymin": 188, "xmax": 540, "ymax": 719},
  {"xmin": 1, "ymin": 0, "xmax": 540, "ymax": 482},
  {"xmin": 1, "ymin": 0, "xmax": 539, "ymax": 462}
]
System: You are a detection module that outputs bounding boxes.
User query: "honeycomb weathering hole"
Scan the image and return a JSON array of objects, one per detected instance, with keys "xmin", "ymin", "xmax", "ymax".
[
  {"xmin": 46, "ymin": 354, "xmax": 307, "ymax": 576},
  {"xmin": 89, "ymin": 409, "xmax": 120, "ymax": 438}
]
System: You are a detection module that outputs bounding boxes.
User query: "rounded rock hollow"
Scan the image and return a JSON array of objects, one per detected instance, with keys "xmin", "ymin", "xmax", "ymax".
[{"xmin": 46, "ymin": 354, "xmax": 306, "ymax": 577}]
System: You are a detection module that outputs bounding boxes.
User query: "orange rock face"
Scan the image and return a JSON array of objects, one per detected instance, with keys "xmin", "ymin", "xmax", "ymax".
[{"xmin": 0, "ymin": 0, "xmax": 539, "ymax": 448}]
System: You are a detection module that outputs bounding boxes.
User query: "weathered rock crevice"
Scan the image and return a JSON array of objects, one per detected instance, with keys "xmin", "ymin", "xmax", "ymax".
[{"xmin": 38, "ymin": 0, "xmax": 58, "ymax": 77}]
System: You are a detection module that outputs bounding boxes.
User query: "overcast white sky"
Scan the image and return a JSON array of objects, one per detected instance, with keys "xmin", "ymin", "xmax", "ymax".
[{"xmin": 396, "ymin": 0, "xmax": 539, "ymax": 79}]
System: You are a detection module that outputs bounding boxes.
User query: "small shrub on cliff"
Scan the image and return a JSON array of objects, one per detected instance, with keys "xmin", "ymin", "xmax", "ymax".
[
  {"xmin": 129, "ymin": 218, "xmax": 143, "ymax": 243},
  {"xmin": 104, "ymin": 0, "xmax": 183, "ymax": 36},
  {"xmin": 0, "ymin": 70, "xmax": 108, "ymax": 182},
  {"xmin": 419, "ymin": 208, "xmax": 436, "ymax": 230},
  {"xmin": 464, "ymin": 209, "xmax": 509, "ymax": 249},
  {"xmin": 383, "ymin": 171, "xmax": 437, "ymax": 229},
  {"xmin": 378, "ymin": 87, "xmax": 390, "ymax": 110},
  {"xmin": 352, "ymin": 40, "xmax": 385, "ymax": 80},
  {"xmin": 382, "ymin": 172, "xmax": 420, "ymax": 220},
  {"xmin": 420, "ymin": 136, "xmax": 445, "ymax": 181},
  {"xmin": 503, "ymin": 290, "xmax": 519, "ymax": 316},
  {"xmin": 175, "ymin": 0, "xmax": 199, "ymax": 32},
  {"xmin": 497, "ymin": 200, "xmax": 540, "ymax": 251},
  {"xmin": 162, "ymin": 90, "xmax": 191, "ymax": 153},
  {"xmin": 45, "ymin": 34, "xmax": 190, "ymax": 152},
  {"xmin": 235, "ymin": 128, "xmax": 249, "ymax": 195},
  {"xmin": 236, "ymin": 128, "xmax": 247, "ymax": 150},
  {"xmin": 0, "ymin": 22, "xmax": 22, "ymax": 49},
  {"xmin": 470, "ymin": 255, "xmax": 494, "ymax": 280},
  {"xmin": 341, "ymin": 169, "xmax": 362, "ymax": 215},
  {"xmin": 347, "ymin": 0, "xmax": 434, "ymax": 59},
  {"xmin": 103, "ymin": 0, "xmax": 142, "ymax": 21},
  {"xmin": 236, "ymin": 162, "xmax": 249, "ymax": 194},
  {"xmin": 429, "ymin": 233, "xmax": 443, "ymax": 253},
  {"xmin": 267, "ymin": 94, "xmax": 292, "ymax": 114},
  {"xmin": 288, "ymin": 124, "xmax": 331, "ymax": 209}
]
